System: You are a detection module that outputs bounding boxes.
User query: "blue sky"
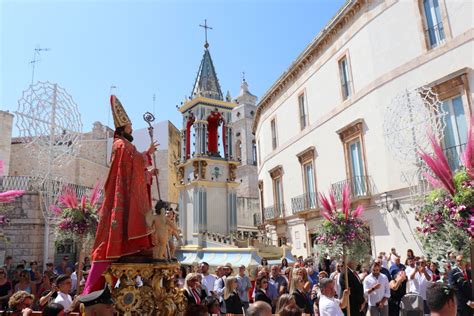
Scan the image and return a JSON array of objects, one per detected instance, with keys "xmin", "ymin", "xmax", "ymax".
[{"xmin": 1, "ymin": 0, "xmax": 346, "ymax": 133}]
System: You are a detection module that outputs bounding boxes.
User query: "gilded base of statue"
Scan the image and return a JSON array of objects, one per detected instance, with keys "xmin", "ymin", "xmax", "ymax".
[{"xmin": 104, "ymin": 262, "xmax": 186, "ymax": 316}]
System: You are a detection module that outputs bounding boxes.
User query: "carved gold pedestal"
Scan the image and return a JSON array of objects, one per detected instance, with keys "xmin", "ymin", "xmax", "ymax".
[{"xmin": 104, "ymin": 262, "xmax": 186, "ymax": 316}]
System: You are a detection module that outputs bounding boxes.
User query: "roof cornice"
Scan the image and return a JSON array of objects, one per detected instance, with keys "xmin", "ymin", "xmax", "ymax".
[{"xmin": 252, "ymin": 0, "xmax": 366, "ymax": 133}]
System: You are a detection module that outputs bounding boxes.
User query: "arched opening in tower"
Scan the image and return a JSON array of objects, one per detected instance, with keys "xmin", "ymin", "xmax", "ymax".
[
  {"xmin": 207, "ymin": 111, "xmax": 222, "ymax": 157},
  {"xmin": 185, "ymin": 112, "xmax": 195, "ymax": 159}
]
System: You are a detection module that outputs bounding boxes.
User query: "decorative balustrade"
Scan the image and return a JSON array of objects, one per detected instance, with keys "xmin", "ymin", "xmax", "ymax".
[
  {"xmin": 331, "ymin": 175, "xmax": 374, "ymax": 202},
  {"xmin": 0, "ymin": 176, "xmax": 97, "ymax": 199},
  {"xmin": 291, "ymin": 192, "xmax": 318, "ymax": 214}
]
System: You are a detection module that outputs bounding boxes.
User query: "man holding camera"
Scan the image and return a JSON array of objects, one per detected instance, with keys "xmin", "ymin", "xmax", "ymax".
[{"xmin": 406, "ymin": 258, "xmax": 432, "ymax": 315}]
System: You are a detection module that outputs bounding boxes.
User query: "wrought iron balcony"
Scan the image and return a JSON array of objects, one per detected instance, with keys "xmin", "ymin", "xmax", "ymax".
[
  {"xmin": 291, "ymin": 192, "xmax": 318, "ymax": 214},
  {"xmin": 331, "ymin": 175, "xmax": 374, "ymax": 202},
  {"xmin": 263, "ymin": 203, "xmax": 284, "ymax": 222},
  {"xmin": 425, "ymin": 22, "xmax": 445, "ymax": 48},
  {"xmin": 444, "ymin": 143, "xmax": 466, "ymax": 172}
]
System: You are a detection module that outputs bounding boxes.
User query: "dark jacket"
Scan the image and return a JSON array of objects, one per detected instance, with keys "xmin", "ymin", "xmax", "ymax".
[
  {"xmin": 255, "ymin": 288, "xmax": 272, "ymax": 306},
  {"xmin": 184, "ymin": 288, "xmax": 207, "ymax": 305},
  {"xmin": 448, "ymin": 267, "xmax": 472, "ymax": 315},
  {"xmin": 339, "ymin": 268, "xmax": 364, "ymax": 316},
  {"xmin": 292, "ymin": 289, "xmax": 312, "ymax": 314},
  {"xmin": 224, "ymin": 291, "xmax": 243, "ymax": 314}
]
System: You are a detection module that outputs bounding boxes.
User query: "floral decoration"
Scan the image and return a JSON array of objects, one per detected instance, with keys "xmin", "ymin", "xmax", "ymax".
[
  {"xmin": 53, "ymin": 182, "xmax": 101, "ymax": 244},
  {"xmin": 416, "ymin": 117, "xmax": 474, "ymax": 260}
]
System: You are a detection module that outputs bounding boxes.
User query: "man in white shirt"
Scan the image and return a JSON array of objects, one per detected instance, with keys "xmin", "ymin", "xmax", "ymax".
[
  {"xmin": 363, "ymin": 261, "xmax": 390, "ymax": 316},
  {"xmin": 199, "ymin": 262, "xmax": 216, "ymax": 296},
  {"xmin": 318, "ymin": 277, "xmax": 349, "ymax": 316},
  {"xmin": 406, "ymin": 258, "xmax": 432, "ymax": 314},
  {"xmin": 53, "ymin": 274, "xmax": 73, "ymax": 311}
]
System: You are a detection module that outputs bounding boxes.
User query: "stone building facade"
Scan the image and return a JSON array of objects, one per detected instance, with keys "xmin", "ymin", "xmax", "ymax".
[
  {"xmin": 232, "ymin": 80, "xmax": 260, "ymax": 229},
  {"xmin": 0, "ymin": 111, "xmax": 13, "ymax": 176},
  {"xmin": 253, "ymin": 0, "xmax": 473, "ymax": 258}
]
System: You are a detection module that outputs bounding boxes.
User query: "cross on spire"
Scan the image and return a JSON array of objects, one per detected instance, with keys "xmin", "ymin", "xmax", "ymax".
[{"xmin": 199, "ymin": 19, "xmax": 213, "ymax": 49}]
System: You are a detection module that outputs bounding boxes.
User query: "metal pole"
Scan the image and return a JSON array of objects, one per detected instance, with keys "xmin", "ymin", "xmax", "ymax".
[{"xmin": 43, "ymin": 84, "xmax": 58, "ymax": 269}]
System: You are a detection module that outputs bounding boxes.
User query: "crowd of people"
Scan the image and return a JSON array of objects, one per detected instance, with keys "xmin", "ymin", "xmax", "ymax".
[
  {"xmin": 0, "ymin": 247, "xmax": 472, "ymax": 316},
  {"xmin": 180, "ymin": 248, "xmax": 473, "ymax": 316},
  {"xmin": 0, "ymin": 255, "xmax": 92, "ymax": 316}
]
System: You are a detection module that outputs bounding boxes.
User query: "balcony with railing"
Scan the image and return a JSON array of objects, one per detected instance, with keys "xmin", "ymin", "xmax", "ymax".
[
  {"xmin": 444, "ymin": 143, "xmax": 466, "ymax": 172},
  {"xmin": 291, "ymin": 192, "xmax": 319, "ymax": 216},
  {"xmin": 331, "ymin": 175, "xmax": 374, "ymax": 206},
  {"xmin": 263, "ymin": 203, "xmax": 285, "ymax": 224},
  {"xmin": 425, "ymin": 22, "xmax": 445, "ymax": 49}
]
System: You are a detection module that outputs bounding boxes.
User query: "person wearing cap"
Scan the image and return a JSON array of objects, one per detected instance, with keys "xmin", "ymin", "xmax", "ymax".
[
  {"xmin": 236, "ymin": 265, "xmax": 252, "ymax": 313},
  {"xmin": 84, "ymin": 95, "xmax": 158, "ymax": 294},
  {"xmin": 79, "ymin": 286, "xmax": 115, "ymax": 316}
]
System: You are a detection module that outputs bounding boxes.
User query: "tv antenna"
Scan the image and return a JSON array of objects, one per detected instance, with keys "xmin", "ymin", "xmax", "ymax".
[
  {"xmin": 30, "ymin": 45, "xmax": 51, "ymax": 85},
  {"xmin": 153, "ymin": 93, "xmax": 156, "ymax": 117}
]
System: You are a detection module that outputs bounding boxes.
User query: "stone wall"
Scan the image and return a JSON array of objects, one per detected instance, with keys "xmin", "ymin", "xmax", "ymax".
[
  {"xmin": 236, "ymin": 197, "xmax": 260, "ymax": 227},
  {"xmin": 9, "ymin": 122, "xmax": 111, "ymax": 187},
  {"xmin": 0, "ymin": 192, "xmax": 56, "ymax": 266},
  {"xmin": 0, "ymin": 112, "xmax": 13, "ymax": 176},
  {"xmin": 167, "ymin": 122, "xmax": 180, "ymax": 204}
]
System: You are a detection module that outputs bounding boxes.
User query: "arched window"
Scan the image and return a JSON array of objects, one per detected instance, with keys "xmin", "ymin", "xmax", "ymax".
[
  {"xmin": 252, "ymin": 140, "xmax": 257, "ymax": 165},
  {"xmin": 235, "ymin": 140, "xmax": 242, "ymax": 160}
]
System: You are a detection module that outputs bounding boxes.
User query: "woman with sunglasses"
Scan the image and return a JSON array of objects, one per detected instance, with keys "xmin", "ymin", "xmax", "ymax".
[
  {"xmin": 224, "ymin": 276, "xmax": 243, "ymax": 315},
  {"xmin": 255, "ymin": 276, "xmax": 273, "ymax": 310},
  {"xmin": 290, "ymin": 276, "xmax": 312, "ymax": 315},
  {"xmin": 14, "ymin": 271, "xmax": 34, "ymax": 296},
  {"xmin": 0, "ymin": 268, "xmax": 12, "ymax": 310}
]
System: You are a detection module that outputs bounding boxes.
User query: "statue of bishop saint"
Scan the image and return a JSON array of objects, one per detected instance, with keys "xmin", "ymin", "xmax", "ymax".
[{"xmin": 83, "ymin": 95, "xmax": 157, "ymax": 294}]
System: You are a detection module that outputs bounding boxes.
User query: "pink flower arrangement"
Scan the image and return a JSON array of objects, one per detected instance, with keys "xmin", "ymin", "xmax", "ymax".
[
  {"xmin": 53, "ymin": 182, "xmax": 102, "ymax": 243},
  {"xmin": 315, "ymin": 184, "xmax": 368, "ymax": 248}
]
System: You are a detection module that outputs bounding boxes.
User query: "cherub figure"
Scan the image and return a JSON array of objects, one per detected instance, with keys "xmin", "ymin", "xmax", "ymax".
[
  {"xmin": 148, "ymin": 201, "xmax": 169, "ymax": 260},
  {"xmin": 165, "ymin": 210, "xmax": 180, "ymax": 259}
]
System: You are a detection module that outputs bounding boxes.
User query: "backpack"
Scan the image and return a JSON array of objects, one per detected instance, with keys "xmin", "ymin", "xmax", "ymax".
[{"xmin": 400, "ymin": 293, "xmax": 424, "ymax": 316}]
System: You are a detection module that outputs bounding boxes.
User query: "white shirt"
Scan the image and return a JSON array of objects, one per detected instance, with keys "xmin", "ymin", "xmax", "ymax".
[
  {"xmin": 389, "ymin": 253, "xmax": 399, "ymax": 266},
  {"xmin": 53, "ymin": 291, "xmax": 72, "ymax": 310},
  {"xmin": 201, "ymin": 273, "xmax": 217, "ymax": 296},
  {"xmin": 406, "ymin": 266, "xmax": 432, "ymax": 300},
  {"xmin": 363, "ymin": 273, "xmax": 390, "ymax": 307},
  {"xmin": 71, "ymin": 272, "xmax": 77, "ymax": 292},
  {"xmin": 319, "ymin": 294, "xmax": 344, "ymax": 316},
  {"xmin": 330, "ymin": 272, "xmax": 341, "ymax": 298}
]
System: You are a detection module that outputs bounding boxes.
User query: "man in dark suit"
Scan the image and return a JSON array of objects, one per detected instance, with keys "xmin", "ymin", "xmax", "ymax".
[
  {"xmin": 339, "ymin": 260, "xmax": 365, "ymax": 316},
  {"xmin": 448, "ymin": 255, "xmax": 473, "ymax": 316}
]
